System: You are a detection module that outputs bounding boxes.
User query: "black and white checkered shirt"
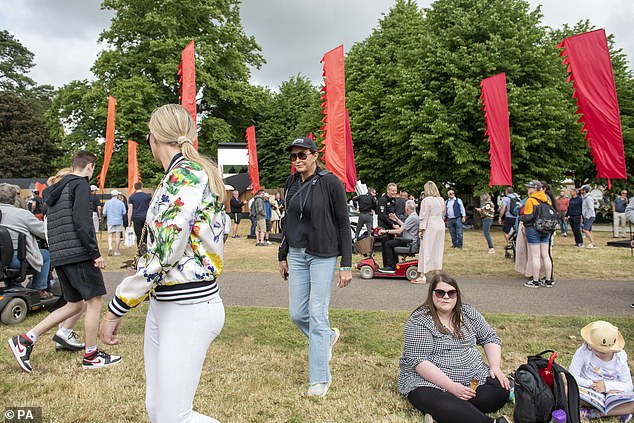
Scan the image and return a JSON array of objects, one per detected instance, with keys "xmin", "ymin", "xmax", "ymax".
[{"xmin": 397, "ymin": 304, "xmax": 501, "ymax": 396}]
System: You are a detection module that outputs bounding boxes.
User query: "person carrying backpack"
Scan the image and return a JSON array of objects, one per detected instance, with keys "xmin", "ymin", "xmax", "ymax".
[{"xmin": 519, "ymin": 180, "xmax": 555, "ymax": 288}]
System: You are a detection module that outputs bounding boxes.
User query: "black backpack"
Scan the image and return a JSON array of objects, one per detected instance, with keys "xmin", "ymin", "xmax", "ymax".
[
  {"xmin": 513, "ymin": 350, "xmax": 580, "ymax": 423},
  {"xmin": 508, "ymin": 195, "xmax": 520, "ymax": 217},
  {"xmin": 533, "ymin": 198, "xmax": 558, "ymax": 233}
]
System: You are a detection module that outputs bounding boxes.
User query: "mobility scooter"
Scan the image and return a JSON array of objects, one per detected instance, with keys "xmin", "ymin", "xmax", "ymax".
[
  {"xmin": 0, "ymin": 211, "xmax": 61, "ymax": 325},
  {"xmin": 356, "ymin": 228, "xmax": 419, "ymax": 281}
]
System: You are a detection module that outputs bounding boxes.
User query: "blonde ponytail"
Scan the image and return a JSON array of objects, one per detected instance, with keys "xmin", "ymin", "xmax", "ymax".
[{"xmin": 149, "ymin": 104, "xmax": 226, "ymax": 203}]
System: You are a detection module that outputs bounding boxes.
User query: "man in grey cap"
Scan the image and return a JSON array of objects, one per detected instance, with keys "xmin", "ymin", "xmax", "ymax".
[{"xmin": 580, "ymin": 185, "xmax": 597, "ymax": 249}]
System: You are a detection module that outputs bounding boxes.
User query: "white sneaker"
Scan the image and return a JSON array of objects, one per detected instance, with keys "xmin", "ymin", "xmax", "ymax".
[
  {"xmin": 53, "ymin": 331, "xmax": 85, "ymax": 352},
  {"xmin": 307, "ymin": 381, "xmax": 331, "ymax": 397},
  {"xmin": 265, "ymin": 240, "xmax": 272, "ymax": 245},
  {"xmin": 423, "ymin": 414, "xmax": 435, "ymax": 423},
  {"xmin": 586, "ymin": 244, "xmax": 597, "ymax": 249}
]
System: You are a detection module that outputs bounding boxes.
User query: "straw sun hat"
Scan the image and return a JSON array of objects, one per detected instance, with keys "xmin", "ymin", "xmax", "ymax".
[{"xmin": 581, "ymin": 321, "xmax": 625, "ymax": 353}]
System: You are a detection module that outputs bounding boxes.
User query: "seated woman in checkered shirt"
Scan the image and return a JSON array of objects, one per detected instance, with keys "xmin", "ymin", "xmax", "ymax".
[{"xmin": 397, "ymin": 272, "xmax": 511, "ymax": 423}]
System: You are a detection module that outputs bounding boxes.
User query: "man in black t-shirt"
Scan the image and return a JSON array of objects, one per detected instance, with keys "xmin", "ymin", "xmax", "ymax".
[
  {"xmin": 127, "ymin": 182, "xmax": 152, "ymax": 247},
  {"xmin": 229, "ymin": 190, "xmax": 245, "ymax": 238},
  {"xmin": 89, "ymin": 185, "xmax": 102, "ymax": 234},
  {"xmin": 378, "ymin": 183, "xmax": 399, "ymax": 230}
]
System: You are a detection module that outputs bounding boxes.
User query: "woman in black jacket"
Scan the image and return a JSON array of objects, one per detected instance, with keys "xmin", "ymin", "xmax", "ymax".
[{"xmin": 278, "ymin": 137, "xmax": 352, "ymax": 398}]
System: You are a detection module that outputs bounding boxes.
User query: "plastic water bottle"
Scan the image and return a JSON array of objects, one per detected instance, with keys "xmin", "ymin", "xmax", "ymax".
[{"xmin": 550, "ymin": 409, "xmax": 566, "ymax": 423}]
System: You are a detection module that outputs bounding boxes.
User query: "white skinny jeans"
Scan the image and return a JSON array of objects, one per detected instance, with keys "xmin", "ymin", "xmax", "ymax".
[{"xmin": 145, "ymin": 296, "xmax": 225, "ymax": 423}]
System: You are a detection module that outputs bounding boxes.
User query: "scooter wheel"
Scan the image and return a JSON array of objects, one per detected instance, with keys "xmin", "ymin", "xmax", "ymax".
[
  {"xmin": 406, "ymin": 266, "xmax": 419, "ymax": 281},
  {"xmin": 359, "ymin": 265, "xmax": 374, "ymax": 279},
  {"xmin": 1, "ymin": 297, "xmax": 28, "ymax": 325}
]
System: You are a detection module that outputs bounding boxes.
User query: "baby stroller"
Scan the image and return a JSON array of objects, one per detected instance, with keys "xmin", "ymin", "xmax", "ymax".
[{"xmin": 505, "ymin": 225, "xmax": 517, "ymax": 261}]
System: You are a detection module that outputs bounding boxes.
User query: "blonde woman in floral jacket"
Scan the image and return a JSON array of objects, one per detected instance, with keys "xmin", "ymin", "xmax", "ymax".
[{"xmin": 100, "ymin": 104, "xmax": 227, "ymax": 423}]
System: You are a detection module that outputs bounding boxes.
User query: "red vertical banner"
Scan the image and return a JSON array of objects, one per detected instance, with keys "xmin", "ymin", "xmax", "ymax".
[
  {"xmin": 179, "ymin": 41, "xmax": 198, "ymax": 150},
  {"xmin": 320, "ymin": 45, "xmax": 349, "ymax": 188},
  {"xmin": 344, "ymin": 109, "xmax": 357, "ymax": 192},
  {"xmin": 557, "ymin": 29, "xmax": 627, "ymax": 187},
  {"xmin": 480, "ymin": 73, "xmax": 512, "ymax": 187},
  {"xmin": 245, "ymin": 125, "xmax": 260, "ymax": 193},
  {"xmin": 34, "ymin": 182, "xmax": 47, "ymax": 195},
  {"xmin": 98, "ymin": 96, "xmax": 116, "ymax": 190},
  {"xmin": 128, "ymin": 140, "xmax": 140, "ymax": 195}
]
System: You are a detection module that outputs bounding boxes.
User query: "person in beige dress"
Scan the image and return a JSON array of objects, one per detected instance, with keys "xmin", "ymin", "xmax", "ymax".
[{"xmin": 414, "ymin": 181, "xmax": 446, "ymax": 284}]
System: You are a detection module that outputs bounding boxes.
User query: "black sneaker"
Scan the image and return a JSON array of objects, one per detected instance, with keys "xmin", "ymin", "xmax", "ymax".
[
  {"xmin": 543, "ymin": 279, "xmax": 555, "ymax": 288},
  {"xmin": 8, "ymin": 334, "xmax": 34, "ymax": 373},
  {"xmin": 523, "ymin": 280, "xmax": 541, "ymax": 289},
  {"xmin": 82, "ymin": 350, "xmax": 122, "ymax": 369},
  {"xmin": 53, "ymin": 331, "xmax": 85, "ymax": 352}
]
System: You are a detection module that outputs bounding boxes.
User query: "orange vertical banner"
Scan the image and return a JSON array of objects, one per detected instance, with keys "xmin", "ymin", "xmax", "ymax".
[
  {"xmin": 128, "ymin": 140, "xmax": 140, "ymax": 194},
  {"xmin": 179, "ymin": 41, "xmax": 198, "ymax": 150},
  {"xmin": 245, "ymin": 125, "xmax": 260, "ymax": 193},
  {"xmin": 320, "ymin": 45, "xmax": 348, "ymax": 188},
  {"xmin": 98, "ymin": 96, "xmax": 116, "ymax": 190}
]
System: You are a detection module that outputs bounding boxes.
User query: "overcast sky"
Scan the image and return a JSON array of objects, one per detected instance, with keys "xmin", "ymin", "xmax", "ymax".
[{"xmin": 0, "ymin": 0, "xmax": 632, "ymax": 89}]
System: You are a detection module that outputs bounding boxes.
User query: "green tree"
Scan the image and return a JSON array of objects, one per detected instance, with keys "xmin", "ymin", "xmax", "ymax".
[
  {"xmin": 0, "ymin": 30, "xmax": 36, "ymax": 92},
  {"xmin": 346, "ymin": 0, "xmax": 592, "ymax": 195},
  {"xmin": 0, "ymin": 91, "xmax": 59, "ymax": 177},
  {"xmin": 255, "ymin": 75, "xmax": 322, "ymax": 188},
  {"xmin": 48, "ymin": 0, "xmax": 265, "ymax": 187},
  {"xmin": 0, "ymin": 30, "xmax": 59, "ymax": 177}
]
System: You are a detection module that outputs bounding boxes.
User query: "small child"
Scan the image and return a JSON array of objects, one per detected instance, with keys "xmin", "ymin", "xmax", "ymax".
[{"xmin": 569, "ymin": 321, "xmax": 633, "ymax": 422}]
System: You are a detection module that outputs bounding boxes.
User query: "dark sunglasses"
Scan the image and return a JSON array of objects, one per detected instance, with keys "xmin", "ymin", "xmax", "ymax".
[
  {"xmin": 433, "ymin": 289, "xmax": 458, "ymax": 299},
  {"xmin": 146, "ymin": 133, "xmax": 151, "ymax": 147},
  {"xmin": 290, "ymin": 151, "xmax": 311, "ymax": 162}
]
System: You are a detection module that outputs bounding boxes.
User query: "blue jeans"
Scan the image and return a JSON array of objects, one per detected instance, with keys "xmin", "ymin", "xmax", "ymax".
[
  {"xmin": 9, "ymin": 249, "xmax": 50, "ymax": 290},
  {"xmin": 249, "ymin": 216, "xmax": 256, "ymax": 236},
  {"xmin": 287, "ymin": 247, "xmax": 337, "ymax": 385},
  {"xmin": 482, "ymin": 218, "xmax": 494, "ymax": 249},
  {"xmin": 558, "ymin": 212, "xmax": 568, "ymax": 235},
  {"xmin": 447, "ymin": 218, "xmax": 463, "ymax": 248}
]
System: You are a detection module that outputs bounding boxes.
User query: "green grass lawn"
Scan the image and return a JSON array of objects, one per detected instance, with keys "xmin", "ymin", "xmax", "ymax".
[{"xmin": 1, "ymin": 306, "xmax": 631, "ymax": 422}]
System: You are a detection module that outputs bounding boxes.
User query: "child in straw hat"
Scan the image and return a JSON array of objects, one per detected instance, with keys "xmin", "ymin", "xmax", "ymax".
[{"xmin": 569, "ymin": 321, "xmax": 633, "ymax": 421}]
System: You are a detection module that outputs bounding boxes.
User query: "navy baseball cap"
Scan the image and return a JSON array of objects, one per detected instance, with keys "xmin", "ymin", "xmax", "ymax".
[{"xmin": 286, "ymin": 137, "xmax": 318, "ymax": 152}]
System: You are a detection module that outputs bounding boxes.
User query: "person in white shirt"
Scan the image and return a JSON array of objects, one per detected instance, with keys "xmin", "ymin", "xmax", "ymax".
[{"xmin": 568, "ymin": 321, "xmax": 634, "ymax": 421}]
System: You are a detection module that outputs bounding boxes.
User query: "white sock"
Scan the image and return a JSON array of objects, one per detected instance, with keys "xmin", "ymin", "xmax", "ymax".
[
  {"xmin": 25, "ymin": 330, "xmax": 38, "ymax": 343},
  {"xmin": 85, "ymin": 345, "xmax": 97, "ymax": 355},
  {"xmin": 56, "ymin": 326, "xmax": 72, "ymax": 338}
]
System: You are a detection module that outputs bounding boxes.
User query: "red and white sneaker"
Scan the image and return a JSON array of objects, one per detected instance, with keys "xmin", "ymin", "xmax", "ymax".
[
  {"xmin": 8, "ymin": 334, "xmax": 34, "ymax": 373},
  {"xmin": 82, "ymin": 350, "xmax": 122, "ymax": 369}
]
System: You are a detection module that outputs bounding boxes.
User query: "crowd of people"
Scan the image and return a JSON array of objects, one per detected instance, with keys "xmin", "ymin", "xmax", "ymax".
[{"xmin": 2, "ymin": 119, "xmax": 633, "ymax": 422}]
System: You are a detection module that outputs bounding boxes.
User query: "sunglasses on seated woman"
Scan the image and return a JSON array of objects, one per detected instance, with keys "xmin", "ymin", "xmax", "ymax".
[
  {"xmin": 433, "ymin": 289, "xmax": 458, "ymax": 299},
  {"xmin": 289, "ymin": 151, "xmax": 311, "ymax": 161}
]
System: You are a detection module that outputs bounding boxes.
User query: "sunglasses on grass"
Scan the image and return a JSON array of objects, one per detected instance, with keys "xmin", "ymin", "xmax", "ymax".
[
  {"xmin": 289, "ymin": 151, "xmax": 312, "ymax": 161},
  {"xmin": 433, "ymin": 289, "xmax": 458, "ymax": 299}
]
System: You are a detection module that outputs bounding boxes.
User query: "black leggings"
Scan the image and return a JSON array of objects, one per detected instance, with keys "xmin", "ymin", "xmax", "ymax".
[{"xmin": 407, "ymin": 377, "xmax": 509, "ymax": 423}]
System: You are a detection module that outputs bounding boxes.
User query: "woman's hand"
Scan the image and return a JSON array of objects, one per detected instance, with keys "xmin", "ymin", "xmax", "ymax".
[
  {"xmin": 489, "ymin": 366, "xmax": 511, "ymax": 390},
  {"xmin": 591, "ymin": 380, "xmax": 607, "ymax": 393},
  {"xmin": 447, "ymin": 382, "xmax": 476, "ymax": 400},
  {"xmin": 99, "ymin": 312, "xmax": 122, "ymax": 345},
  {"xmin": 418, "ymin": 229, "xmax": 424, "ymax": 240},
  {"xmin": 338, "ymin": 270, "xmax": 352, "ymax": 288},
  {"xmin": 279, "ymin": 260, "xmax": 289, "ymax": 280}
]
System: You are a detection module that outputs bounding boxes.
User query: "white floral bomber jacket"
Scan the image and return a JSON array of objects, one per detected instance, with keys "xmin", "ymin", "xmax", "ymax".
[{"xmin": 108, "ymin": 154, "xmax": 225, "ymax": 317}]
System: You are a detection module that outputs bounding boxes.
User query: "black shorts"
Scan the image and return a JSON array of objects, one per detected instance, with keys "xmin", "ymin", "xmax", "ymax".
[
  {"xmin": 503, "ymin": 216, "xmax": 517, "ymax": 234},
  {"xmin": 56, "ymin": 260, "xmax": 107, "ymax": 302},
  {"xmin": 230, "ymin": 212, "xmax": 241, "ymax": 224}
]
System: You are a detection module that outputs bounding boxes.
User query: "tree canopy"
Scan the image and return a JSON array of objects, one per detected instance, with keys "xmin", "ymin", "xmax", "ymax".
[
  {"xmin": 346, "ymin": 0, "xmax": 631, "ymax": 195},
  {"xmin": 47, "ymin": 0, "xmax": 266, "ymax": 187}
]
